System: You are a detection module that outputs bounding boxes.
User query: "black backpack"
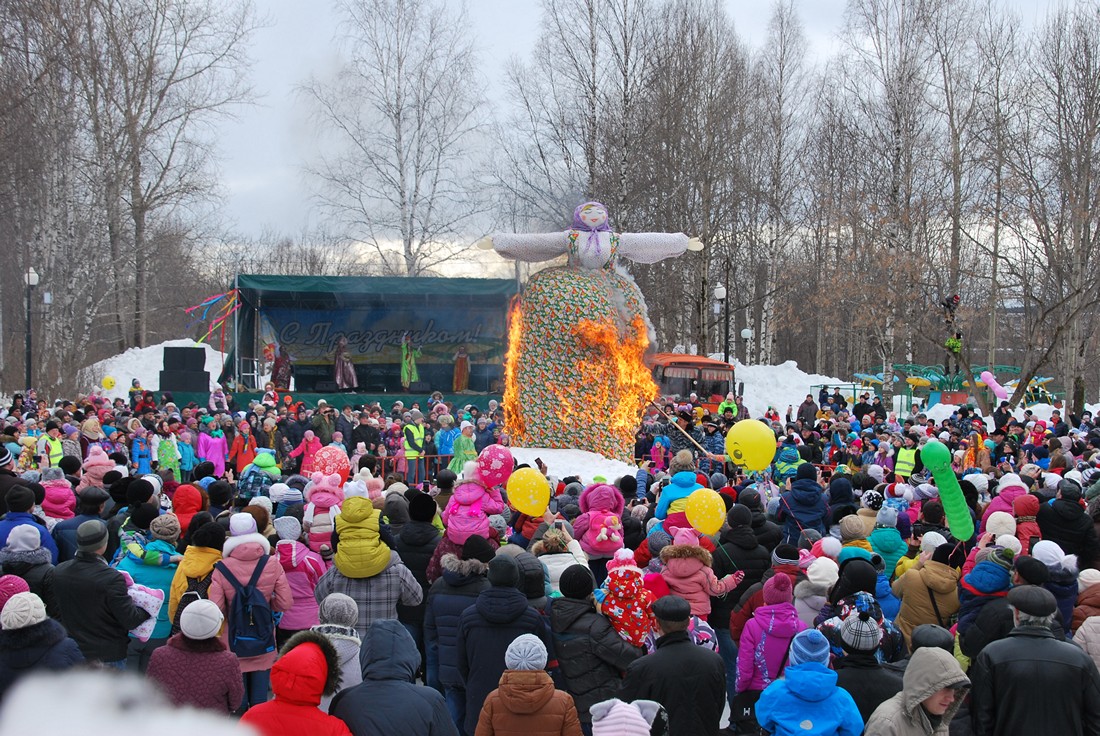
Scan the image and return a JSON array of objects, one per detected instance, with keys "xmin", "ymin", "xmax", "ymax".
[
  {"xmin": 170, "ymin": 572, "xmax": 215, "ymax": 635},
  {"xmin": 215, "ymin": 559, "xmax": 276, "ymax": 658}
]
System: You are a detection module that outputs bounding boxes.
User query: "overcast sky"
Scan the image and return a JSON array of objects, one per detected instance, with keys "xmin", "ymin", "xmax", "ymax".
[{"xmin": 217, "ymin": 0, "xmax": 1049, "ymax": 240}]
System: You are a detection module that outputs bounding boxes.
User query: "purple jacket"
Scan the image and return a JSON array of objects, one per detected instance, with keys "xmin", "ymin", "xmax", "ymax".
[
  {"xmin": 147, "ymin": 634, "xmax": 243, "ymax": 713},
  {"xmin": 736, "ymin": 602, "xmax": 806, "ymax": 693},
  {"xmin": 276, "ymin": 539, "xmax": 325, "ymax": 630},
  {"xmin": 197, "ymin": 433, "xmax": 227, "ymax": 477}
]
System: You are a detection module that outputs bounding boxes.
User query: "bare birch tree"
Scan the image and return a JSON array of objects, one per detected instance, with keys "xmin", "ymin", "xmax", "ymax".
[{"xmin": 301, "ymin": 0, "xmax": 486, "ymax": 277}]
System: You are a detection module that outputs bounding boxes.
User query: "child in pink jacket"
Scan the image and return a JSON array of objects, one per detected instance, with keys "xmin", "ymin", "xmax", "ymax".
[
  {"xmin": 441, "ymin": 463, "xmax": 504, "ymax": 545},
  {"xmin": 659, "ymin": 527, "xmax": 743, "ymax": 617},
  {"xmin": 736, "ymin": 573, "xmax": 805, "ymax": 693},
  {"xmin": 288, "ymin": 430, "xmax": 322, "ymax": 475},
  {"xmin": 272, "ymin": 515, "xmax": 325, "ymax": 644},
  {"xmin": 303, "ymin": 472, "xmax": 344, "ymax": 554}
]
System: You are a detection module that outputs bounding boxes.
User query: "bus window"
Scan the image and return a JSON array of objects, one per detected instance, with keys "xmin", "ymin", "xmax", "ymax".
[{"xmin": 657, "ymin": 366, "xmax": 698, "ymax": 398}]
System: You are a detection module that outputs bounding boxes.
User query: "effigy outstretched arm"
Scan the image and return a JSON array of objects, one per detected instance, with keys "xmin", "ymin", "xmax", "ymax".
[
  {"xmin": 476, "ymin": 232, "xmax": 570, "ymax": 262},
  {"xmin": 617, "ymin": 232, "xmax": 703, "ymax": 264}
]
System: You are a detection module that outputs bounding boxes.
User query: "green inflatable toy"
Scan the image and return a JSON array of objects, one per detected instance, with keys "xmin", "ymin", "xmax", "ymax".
[{"xmin": 920, "ymin": 439, "xmax": 975, "ymax": 542}]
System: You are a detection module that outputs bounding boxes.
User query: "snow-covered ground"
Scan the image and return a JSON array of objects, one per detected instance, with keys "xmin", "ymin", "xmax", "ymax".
[
  {"xmin": 76, "ymin": 339, "xmax": 225, "ymax": 401},
  {"xmin": 510, "ymin": 447, "xmax": 637, "ymax": 484}
]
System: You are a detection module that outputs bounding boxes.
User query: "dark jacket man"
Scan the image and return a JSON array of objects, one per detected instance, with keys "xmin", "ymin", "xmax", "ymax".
[
  {"xmin": 619, "ymin": 596, "xmax": 725, "ymax": 736},
  {"xmin": 456, "ymin": 556, "xmax": 552, "ymax": 736},
  {"xmin": 330, "ymin": 619, "xmax": 455, "ymax": 736},
  {"xmin": 710, "ymin": 504, "xmax": 771, "ymax": 632},
  {"xmin": 51, "ymin": 520, "xmax": 149, "ymax": 663},
  {"xmin": 1037, "ymin": 484, "xmax": 1100, "ymax": 569},
  {"xmin": 970, "ymin": 586, "xmax": 1100, "ymax": 736},
  {"xmin": 548, "ymin": 568, "xmax": 642, "ymax": 723}
]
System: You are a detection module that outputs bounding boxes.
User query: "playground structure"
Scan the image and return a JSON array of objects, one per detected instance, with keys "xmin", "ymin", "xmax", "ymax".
[{"xmin": 846, "ymin": 364, "xmax": 1062, "ymax": 409}]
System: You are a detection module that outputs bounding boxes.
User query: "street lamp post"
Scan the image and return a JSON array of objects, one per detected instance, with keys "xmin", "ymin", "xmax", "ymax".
[
  {"xmin": 24, "ymin": 267, "xmax": 38, "ymax": 391},
  {"xmin": 741, "ymin": 327, "xmax": 754, "ymax": 365},
  {"xmin": 714, "ymin": 284, "xmax": 728, "ymax": 364}
]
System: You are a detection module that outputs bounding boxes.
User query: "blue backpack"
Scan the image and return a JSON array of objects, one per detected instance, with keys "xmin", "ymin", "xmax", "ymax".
[{"xmin": 215, "ymin": 559, "xmax": 276, "ymax": 658}]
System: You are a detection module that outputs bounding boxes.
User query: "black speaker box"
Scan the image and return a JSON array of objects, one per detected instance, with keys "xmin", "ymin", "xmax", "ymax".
[
  {"xmin": 314, "ymin": 380, "xmax": 338, "ymax": 392},
  {"xmin": 159, "ymin": 370, "xmax": 210, "ymax": 392},
  {"xmin": 163, "ymin": 347, "xmax": 206, "ymax": 372},
  {"xmin": 410, "ymin": 381, "xmax": 430, "ymax": 392}
]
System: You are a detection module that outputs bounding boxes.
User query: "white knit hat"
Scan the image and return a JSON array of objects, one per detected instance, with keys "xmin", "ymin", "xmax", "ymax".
[
  {"xmin": 229, "ymin": 512, "xmax": 257, "ymax": 537},
  {"xmin": 273, "ymin": 516, "xmax": 301, "ymax": 542},
  {"xmin": 986, "ymin": 511, "xmax": 1017, "ymax": 538},
  {"xmin": 180, "ymin": 599, "xmax": 223, "ymax": 640},
  {"xmin": 1, "ymin": 592, "xmax": 46, "ymax": 630},
  {"xmin": 806, "ymin": 557, "xmax": 840, "ymax": 590},
  {"xmin": 5, "ymin": 524, "xmax": 41, "ymax": 553},
  {"xmin": 920, "ymin": 531, "xmax": 948, "ymax": 553},
  {"xmin": 248, "ymin": 496, "xmax": 273, "ymax": 516},
  {"xmin": 269, "ymin": 482, "xmax": 289, "ymax": 502},
  {"xmin": 996, "ymin": 535, "xmax": 1022, "ymax": 555},
  {"xmin": 504, "ymin": 633, "xmax": 547, "ymax": 671}
]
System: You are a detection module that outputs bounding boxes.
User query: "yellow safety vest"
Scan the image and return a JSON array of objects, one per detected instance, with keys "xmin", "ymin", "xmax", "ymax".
[
  {"xmin": 404, "ymin": 424, "xmax": 426, "ymax": 459},
  {"xmin": 896, "ymin": 447, "xmax": 917, "ymax": 477},
  {"xmin": 43, "ymin": 436, "xmax": 63, "ymax": 466}
]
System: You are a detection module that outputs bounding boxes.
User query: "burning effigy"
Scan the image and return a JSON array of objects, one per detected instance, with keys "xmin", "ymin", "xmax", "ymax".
[{"xmin": 481, "ymin": 202, "xmax": 701, "ymax": 460}]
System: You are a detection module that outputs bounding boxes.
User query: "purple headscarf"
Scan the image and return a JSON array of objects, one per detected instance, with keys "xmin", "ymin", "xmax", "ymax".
[{"xmin": 572, "ymin": 202, "xmax": 612, "ymax": 259}]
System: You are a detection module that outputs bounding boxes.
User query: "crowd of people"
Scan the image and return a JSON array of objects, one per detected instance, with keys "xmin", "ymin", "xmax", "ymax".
[{"xmin": 1, "ymin": 382, "xmax": 1100, "ymax": 735}]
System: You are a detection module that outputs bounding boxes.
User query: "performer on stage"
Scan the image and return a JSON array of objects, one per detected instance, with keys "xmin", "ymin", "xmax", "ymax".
[
  {"xmin": 401, "ymin": 333, "xmax": 421, "ymax": 391},
  {"xmin": 333, "ymin": 336, "xmax": 358, "ymax": 390},
  {"xmin": 272, "ymin": 345, "xmax": 293, "ymax": 390},
  {"xmin": 453, "ymin": 344, "xmax": 470, "ymax": 393}
]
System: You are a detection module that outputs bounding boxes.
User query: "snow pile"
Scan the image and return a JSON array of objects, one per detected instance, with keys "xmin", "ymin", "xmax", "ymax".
[
  {"xmin": 731, "ymin": 360, "xmax": 848, "ymax": 419},
  {"xmin": 510, "ymin": 447, "xmax": 637, "ymax": 484},
  {"xmin": 77, "ymin": 339, "xmax": 225, "ymax": 401}
]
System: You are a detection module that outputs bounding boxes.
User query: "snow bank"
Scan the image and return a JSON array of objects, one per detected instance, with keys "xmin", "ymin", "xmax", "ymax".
[
  {"xmin": 77, "ymin": 339, "xmax": 225, "ymax": 401},
  {"xmin": 730, "ymin": 360, "xmax": 848, "ymax": 419},
  {"xmin": 510, "ymin": 447, "xmax": 637, "ymax": 484}
]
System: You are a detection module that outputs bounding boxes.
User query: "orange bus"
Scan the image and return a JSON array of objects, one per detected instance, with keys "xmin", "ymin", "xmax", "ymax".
[{"xmin": 648, "ymin": 353, "xmax": 736, "ymax": 413}]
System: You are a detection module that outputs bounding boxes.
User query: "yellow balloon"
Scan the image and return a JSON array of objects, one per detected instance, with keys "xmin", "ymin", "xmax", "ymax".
[
  {"xmin": 506, "ymin": 467, "xmax": 550, "ymax": 517},
  {"xmin": 101, "ymin": 376, "xmax": 116, "ymax": 390},
  {"xmin": 724, "ymin": 419, "xmax": 777, "ymax": 471},
  {"xmin": 686, "ymin": 488, "xmax": 726, "ymax": 536}
]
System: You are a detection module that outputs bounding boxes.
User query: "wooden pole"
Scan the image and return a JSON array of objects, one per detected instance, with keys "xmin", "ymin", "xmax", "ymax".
[{"xmin": 648, "ymin": 401, "xmax": 710, "ymax": 455}]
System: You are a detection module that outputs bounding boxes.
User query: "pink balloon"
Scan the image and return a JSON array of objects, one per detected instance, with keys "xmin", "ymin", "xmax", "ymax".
[
  {"xmin": 980, "ymin": 370, "xmax": 1008, "ymax": 400},
  {"xmin": 477, "ymin": 444, "xmax": 514, "ymax": 487},
  {"xmin": 313, "ymin": 446, "xmax": 351, "ymax": 481}
]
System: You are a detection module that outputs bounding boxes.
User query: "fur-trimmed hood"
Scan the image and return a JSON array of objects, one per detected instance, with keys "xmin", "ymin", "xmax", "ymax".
[
  {"xmin": 0, "ymin": 618, "xmax": 74, "ymax": 670},
  {"xmin": 0, "ymin": 546, "xmax": 52, "ymax": 569},
  {"xmin": 222, "ymin": 531, "xmax": 271, "ymax": 559},
  {"xmin": 440, "ymin": 552, "xmax": 488, "ymax": 578},
  {"xmin": 274, "ymin": 629, "xmax": 342, "ymax": 704},
  {"xmin": 659, "ymin": 542, "xmax": 712, "ymax": 566}
]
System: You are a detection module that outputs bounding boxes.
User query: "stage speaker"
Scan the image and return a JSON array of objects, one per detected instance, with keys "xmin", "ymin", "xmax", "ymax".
[
  {"xmin": 163, "ymin": 347, "xmax": 206, "ymax": 372},
  {"xmin": 314, "ymin": 380, "xmax": 338, "ymax": 392},
  {"xmin": 159, "ymin": 370, "xmax": 210, "ymax": 393},
  {"xmin": 410, "ymin": 381, "xmax": 430, "ymax": 393}
]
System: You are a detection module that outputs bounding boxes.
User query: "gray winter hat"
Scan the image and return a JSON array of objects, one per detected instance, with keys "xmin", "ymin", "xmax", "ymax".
[
  {"xmin": 319, "ymin": 593, "xmax": 359, "ymax": 629},
  {"xmin": 505, "ymin": 633, "xmax": 547, "ymax": 671}
]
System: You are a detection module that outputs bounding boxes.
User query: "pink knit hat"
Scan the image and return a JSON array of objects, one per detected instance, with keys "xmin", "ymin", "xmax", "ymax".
[
  {"xmin": 605, "ymin": 548, "xmax": 638, "ymax": 572},
  {"xmin": 0, "ymin": 574, "xmax": 30, "ymax": 613}
]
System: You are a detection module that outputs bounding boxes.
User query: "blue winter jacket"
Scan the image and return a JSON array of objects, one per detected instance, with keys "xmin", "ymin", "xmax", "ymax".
[
  {"xmin": 0, "ymin": 513, "xmax": 58, "ymax": 564},
  {"xmin": 875, "ymin": 573, "xmax": 901, "ymax": 621},
  {"xmin": 423, "ymin": 554, "xmax": 489, "ymax": 688},
  {"xmin": 956, "ymin": 561, "xmax": 1011, "ymax": 635},
  {"xmin": 329, "ymin": 619, "xmax": 455, "ymax": 736},
  {"xmin": 777, "ymin": 479, "xmax": 828, "ymax": 544},
  {"xmin": 435, "ymin": 427, "xmax": 460, "ymax": 457},
  {"xmin": 755, "ymin": 662, "xmax": 864, "ymax": 736},
  {"xmin": 115, "ymin": 538, "xmax": 178, "ymax": 639}
]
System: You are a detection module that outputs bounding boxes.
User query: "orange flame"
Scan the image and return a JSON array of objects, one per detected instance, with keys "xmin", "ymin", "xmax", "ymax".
[
  {"xmin": 503, "ymin": 297, "xmax": 526, "ymax": 441},
  {"xmin": 504, "ymin": 292, "xmax": 657, "ymax": 459}
]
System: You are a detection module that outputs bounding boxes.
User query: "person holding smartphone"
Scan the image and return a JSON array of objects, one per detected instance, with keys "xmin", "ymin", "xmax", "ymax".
[{"xmin": 529, "ymin": 510, "xmax": 588, "ymax": 594}]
